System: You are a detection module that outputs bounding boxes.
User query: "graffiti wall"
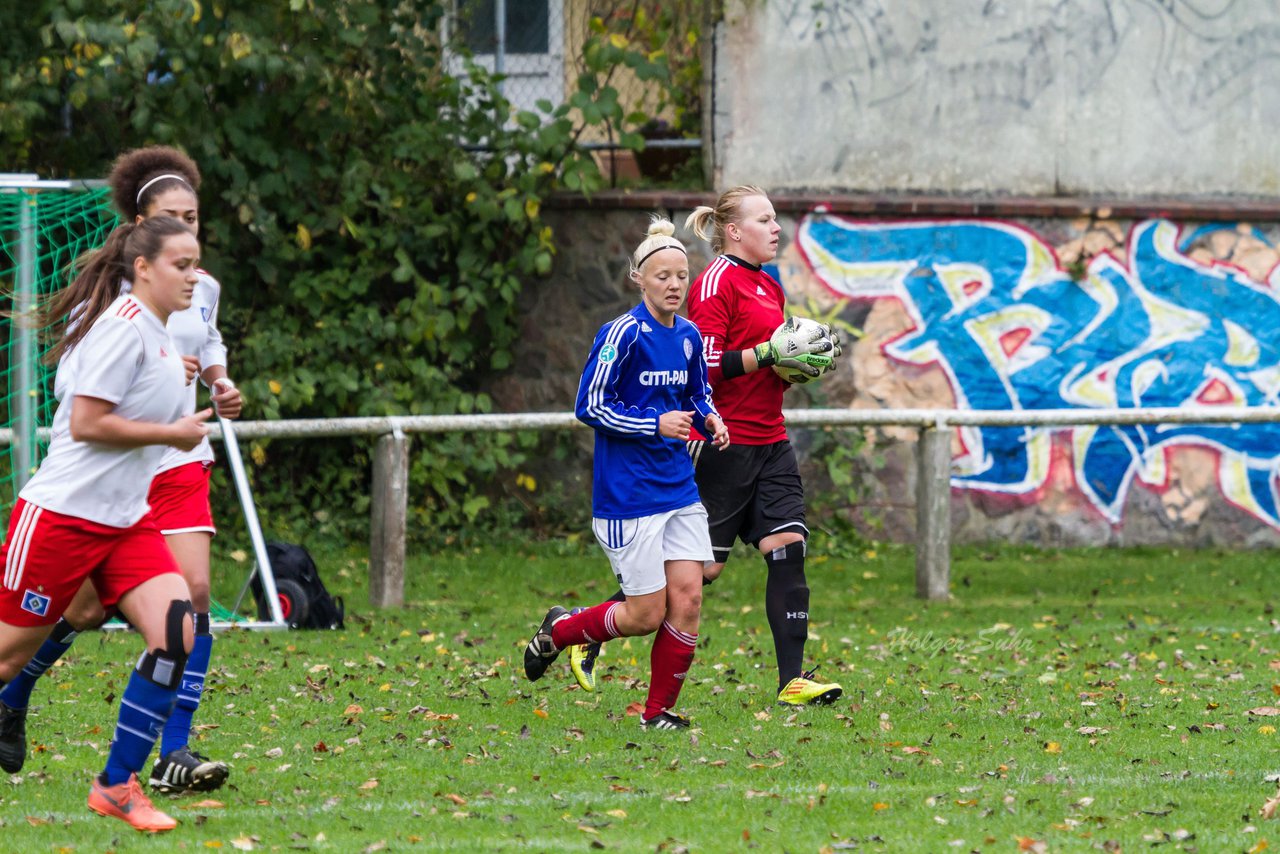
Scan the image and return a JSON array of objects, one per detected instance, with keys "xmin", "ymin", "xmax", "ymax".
[
  {"xmin": 511, "ymin": 203, "xmax": 1280, "ymax": 547},
  {"xmin": 778, "ymin": 211, "xmax": 1280, "ymax": 544},
  {"xmin": 715, "ymin": 0, "xmax": 1280, "ymax": 196}
]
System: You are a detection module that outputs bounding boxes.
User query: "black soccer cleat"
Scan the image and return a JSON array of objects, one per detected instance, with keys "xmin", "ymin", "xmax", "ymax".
[
  {"xmin": 149, "ymin": 746, "xmax": 230, "ymax": 794},
  {"xmin": 639, "ymin": 710, "xmax": 691, "ymax": 730},
  {"xmin": 0, "ymin": 701, "xmax": 27, "ymax": 773},
  {"xmin": 523, "ymin": 605, "xmax": 570, "ymax": 681}
]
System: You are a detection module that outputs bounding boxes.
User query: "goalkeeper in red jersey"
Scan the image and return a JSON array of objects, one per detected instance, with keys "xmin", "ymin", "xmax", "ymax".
[{"xmin": 572, "ymin": 187, "xmax": 844, "ymax": 707}]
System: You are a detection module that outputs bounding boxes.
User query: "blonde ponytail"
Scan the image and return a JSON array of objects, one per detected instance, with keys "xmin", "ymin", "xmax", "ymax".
[{"xmin": 684, "ymin": 186, "xmax": 769, "ymax": 254}]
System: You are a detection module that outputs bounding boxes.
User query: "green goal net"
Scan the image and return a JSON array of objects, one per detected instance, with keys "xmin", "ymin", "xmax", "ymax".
[
  {"xmin": 0, "ymin": 179, "xmax": 269, "ymax": 626},
  {"xmin": 0, "ymin": 181, "xmax": 118, "ymax": 505}
]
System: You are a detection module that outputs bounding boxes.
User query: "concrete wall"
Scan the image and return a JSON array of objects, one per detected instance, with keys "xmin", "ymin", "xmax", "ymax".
[
  {"xmin": 503, "ymin": 194, "xmax": 1280, "ymax": 548},
  {"xmin": 712, "ymin": 0, "xmax": 1280, "ymax": 196}
]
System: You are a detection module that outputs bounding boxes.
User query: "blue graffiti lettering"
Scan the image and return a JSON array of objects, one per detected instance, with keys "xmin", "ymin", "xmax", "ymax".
[{"xmin": 796, "ymin": 215, "xmax": 1280, "ymax": 526}]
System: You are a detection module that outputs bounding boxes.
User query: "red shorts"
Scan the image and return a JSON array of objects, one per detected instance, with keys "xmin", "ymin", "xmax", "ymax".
[
  {"xmin": 148, "ymin": 462, "xmax": 215, "ymax": 536},
  {"xmin": 0, "ymin": 499, "xmax": 181, "ymax": 627}
]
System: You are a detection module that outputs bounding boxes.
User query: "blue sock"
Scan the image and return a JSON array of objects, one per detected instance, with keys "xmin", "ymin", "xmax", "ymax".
[
  {"xmin": 101, "ymin": 667, "xmax": 177, "ymax": 786},
  {"xmin": 160, "ymin": 628, "xmax": 211, "ymax": 755},
  {"xmin": 0, "ymin": 619, "xmax": 79, "ymax": 710}
]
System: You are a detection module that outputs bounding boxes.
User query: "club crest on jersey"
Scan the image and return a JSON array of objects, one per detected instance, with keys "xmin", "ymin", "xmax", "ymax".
[
  {"xmin": 200, "ymin": 307, "xmax": 210, "ymax": 322},
  {"xmin": 598, "ymin": 344, "xmax": 618, "ymax": 364},
  {"xmin": 160, "ymin": 347, "xmax": 168, "ymax": 358},
  {"xmin": 21, "ymin": 589, "xmax": 50, "ymax": 617},
  {"xmin": 683, "ymin": 339, "xmax": 693, "ymax": 359}
]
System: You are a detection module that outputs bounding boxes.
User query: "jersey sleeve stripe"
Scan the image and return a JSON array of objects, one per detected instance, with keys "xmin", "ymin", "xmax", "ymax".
[
  {"xmin": 700, "ymin": 255, "xmax": 731, "ymax": 302},
  {"xmin": 703, "ymin": 334, "xmax": 720, "ymax": 367},
  {"xmin": 584, "ymin": 316, "xmax": 652, "ymax": 434}
]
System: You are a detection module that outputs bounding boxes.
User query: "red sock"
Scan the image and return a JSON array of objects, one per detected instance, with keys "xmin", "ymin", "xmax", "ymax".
[
  {"xmin": 644, "ymin": 621, "xmax": 697, "ymax": 719},
  {"xmin": 551, "ymin": 601, "xmax": 621, "ymax": 647}
]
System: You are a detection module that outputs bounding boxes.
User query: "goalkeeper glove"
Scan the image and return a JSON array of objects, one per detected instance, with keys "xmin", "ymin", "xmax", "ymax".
[{"xmin": 752, "ymin": 318, "xmax": 834, "ymax": 369}]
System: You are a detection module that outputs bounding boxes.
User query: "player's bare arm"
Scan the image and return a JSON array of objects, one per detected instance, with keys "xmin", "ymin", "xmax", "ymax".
[{"xmin": 70, "ymin": 396, "xmax": 211, "ymax": 451}]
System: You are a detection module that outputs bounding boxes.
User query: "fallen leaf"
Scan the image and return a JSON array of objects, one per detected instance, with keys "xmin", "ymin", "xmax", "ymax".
[
  {"xmin": 443, "ymin": 793, "xmax": 467, "ymax": 806},
  {"xmin": 359, "ymin": 779, "xmax": 379, "ymax": 790},
  {"xmin": 186, "ymin": 799, "xmax": 225, "ymax": 809},
  {"xmin": 533, "ymin": 709, "xmax": 548, "ymax": 719},
  {"xmin": 1044, "ymin": 742, "xmax": 1062, "ymax": 754},
  {"xmin": 1263, "ymin": 788, "xmax": 1280, "ymax": 820},
  {"xmin": 1248, "ymin": 707, "xmax": 1280, "ymax": 717},
  {"xmin": 231, "ymin": 836, "xmax": 258, "ymax": 852}
]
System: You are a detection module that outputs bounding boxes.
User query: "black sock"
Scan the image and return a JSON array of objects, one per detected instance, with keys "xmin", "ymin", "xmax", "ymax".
[
  {"xmin": 606, "ymin": 589, "xmax": 626, "ymax": 604},
  {"xmin": 764, "ymin": 540, "xmax": 809, "ymax": 691}
]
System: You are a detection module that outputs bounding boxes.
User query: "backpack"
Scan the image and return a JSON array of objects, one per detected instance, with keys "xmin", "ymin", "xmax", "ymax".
[{"xmin": 251, "ymin": 542, "xmax": 345, "ymax": 630}]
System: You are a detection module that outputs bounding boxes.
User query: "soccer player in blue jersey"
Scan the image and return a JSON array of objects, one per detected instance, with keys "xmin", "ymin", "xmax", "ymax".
[{"xmin": 523, "ymin": 217, "xmax": 729, "ymax": 730}]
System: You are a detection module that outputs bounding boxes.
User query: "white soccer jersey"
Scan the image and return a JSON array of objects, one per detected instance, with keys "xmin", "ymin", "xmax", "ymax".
[
  {"xmin": 54, "ymin": 270, "xmax": 227, "ymax": 474},
  {"xmin": 22, "ymin": 294, "xmax": 189, "ymax": 527}
]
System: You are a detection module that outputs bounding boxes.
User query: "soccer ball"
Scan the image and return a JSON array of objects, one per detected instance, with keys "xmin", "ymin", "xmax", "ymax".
[{"xmin": 771, "ymin": 316, "xmax": 832, "ymax": 385}]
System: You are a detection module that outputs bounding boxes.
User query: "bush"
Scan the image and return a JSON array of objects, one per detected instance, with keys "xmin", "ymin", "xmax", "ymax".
[{"xmin": 1, "ymin": 1, "xmax": 673, "ymax": 545}]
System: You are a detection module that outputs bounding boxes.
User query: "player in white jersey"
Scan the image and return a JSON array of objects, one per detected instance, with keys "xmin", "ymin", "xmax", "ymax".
[
  {"xmin": 0, "ymin": 148, "xmax": 242, "ymax": 803},
  {"xmin": 0, "ymin": 215, "xmax": 211, "ymax": 832}
]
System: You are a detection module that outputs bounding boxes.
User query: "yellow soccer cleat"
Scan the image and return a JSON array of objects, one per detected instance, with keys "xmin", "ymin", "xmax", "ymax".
[
  {"xmin": 777, "ymin": 667, "xmax": 843, "ymax": 706},
  {"xmin": 569, "ymin": 642, "xmax": 602, "ymax": 692}
]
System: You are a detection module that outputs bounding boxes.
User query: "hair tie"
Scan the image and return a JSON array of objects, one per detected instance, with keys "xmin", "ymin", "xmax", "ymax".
[
  {"xmin": 635, "ymin": 240, "xmax": 687, "ymax": 270},
  {"xmin": 136, "ymin": 174, "xmax": 191, "ymax": 205}
]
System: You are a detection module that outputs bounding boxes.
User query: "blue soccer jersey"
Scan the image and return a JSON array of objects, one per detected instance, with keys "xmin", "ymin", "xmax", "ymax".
[{"xmin": 575, "ymin": 303, "xmax": 720, "ymax": 519}]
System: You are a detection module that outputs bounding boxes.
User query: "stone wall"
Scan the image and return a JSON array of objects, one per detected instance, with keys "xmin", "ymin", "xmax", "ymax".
[
  {"xmin": 712, "ymin": 0, "xmax": 1280, "ymax": 197},
  {"xmin": 490, "ymin": 191, "xmax": 1280, "ymax": 548}
]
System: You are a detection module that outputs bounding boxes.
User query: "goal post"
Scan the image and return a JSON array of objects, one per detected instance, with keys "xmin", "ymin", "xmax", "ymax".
[{"xmin": 0, "ymin": 175, "xmax": 284, "ymax": 629}]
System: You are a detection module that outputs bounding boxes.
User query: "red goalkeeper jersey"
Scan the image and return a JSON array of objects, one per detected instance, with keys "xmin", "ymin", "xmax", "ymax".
[{"xmin": 687, "ymin": 254, "xmax": 789, "ymax": 445}]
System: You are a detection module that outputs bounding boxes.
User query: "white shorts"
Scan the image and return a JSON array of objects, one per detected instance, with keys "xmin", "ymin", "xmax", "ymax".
[{"xmin": 592, "ymin": 502, "xmax": 713, "ymax": 597}]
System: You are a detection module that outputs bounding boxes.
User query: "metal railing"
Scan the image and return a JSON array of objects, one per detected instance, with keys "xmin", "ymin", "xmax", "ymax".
[{"xmin": 2, "ymin": 404, "xmax": 1253, "ymax": 607}]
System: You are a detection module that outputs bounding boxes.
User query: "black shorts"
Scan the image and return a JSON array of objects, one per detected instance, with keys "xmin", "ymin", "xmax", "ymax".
[{"xmin": 689, "ymin": 439, "xmax": 807, "ymax": 562}]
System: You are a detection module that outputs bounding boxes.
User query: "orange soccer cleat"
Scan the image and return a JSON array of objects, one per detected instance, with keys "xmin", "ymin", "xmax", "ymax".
[{"xmin": 88, "ymin": 773, "xmax": 178, "ymax": 833}]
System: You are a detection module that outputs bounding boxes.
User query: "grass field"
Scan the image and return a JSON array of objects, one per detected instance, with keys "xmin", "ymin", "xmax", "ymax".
[{"xmin": 1, "ymin": 538, "xmax": 1277, "ymax": 852}]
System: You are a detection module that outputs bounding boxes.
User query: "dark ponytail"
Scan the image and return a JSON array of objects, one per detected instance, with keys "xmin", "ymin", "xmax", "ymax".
[{"xmin": 39, "ymin": 216, "xmax": 193, "ymax": 363}]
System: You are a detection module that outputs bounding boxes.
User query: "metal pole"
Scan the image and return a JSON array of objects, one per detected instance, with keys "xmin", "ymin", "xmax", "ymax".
[
  {"xmin": 494, "ymin": 0, "xmax": 506, "ymax": 96},
  {"xmin": 14, "ymin": 190, "xmax": 38, "ymax": 490},
  {"xmin": 218, "ymin": 414, "xmax": 285, "ymax": 625}
]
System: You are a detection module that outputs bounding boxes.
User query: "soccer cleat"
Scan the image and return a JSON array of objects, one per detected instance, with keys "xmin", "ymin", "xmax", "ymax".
[
  {"xmin": 88, "ymin": 773, "xmax": 178, "ymax": 833},
  {"xmin": 149, "ymin": 746, "xmax": 230, "ymax": 793},
  {"xmin": 639, "ymin": 710, "xmax": 691, "ymax": 730},
  {"xmin": 0, "ymin": 700, "xmax": 27, "ymax": 773},
  {"xmin": 777, "ymin": 667, "xmax": 843, "ymax": 706},
  {"xmin": 523, "ymin": 605, "xmax": 570, "ymax": 681},
  {"xmin": 569, "ymin": 641, "xmax": 602, "ymax": 693}
]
